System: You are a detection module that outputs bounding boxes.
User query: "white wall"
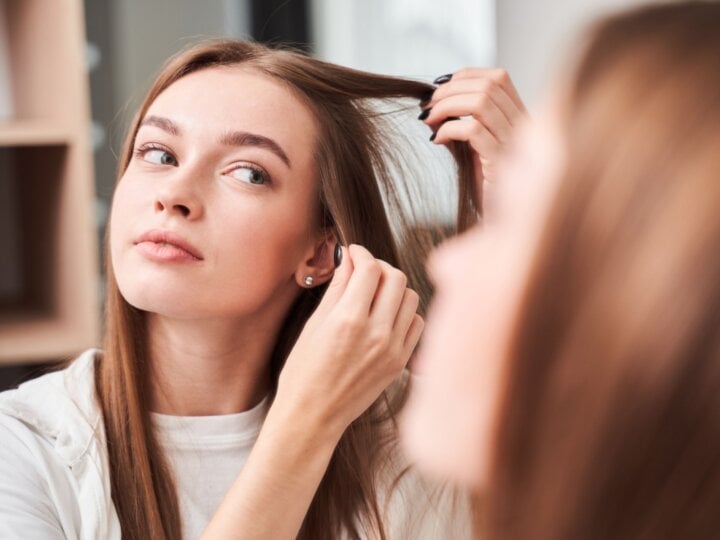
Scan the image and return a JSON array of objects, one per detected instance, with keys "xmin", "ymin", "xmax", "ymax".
[
  {"xmin": 313, "ymin": 0, "xmax": 495, "ymax": 80},
  {"xmin": 496, "ymin": 0, "xmax": 658, "ymax": 109},
  {"xmin": 110, "ymin": 0, "xmax": 250, "ymax": 119}
]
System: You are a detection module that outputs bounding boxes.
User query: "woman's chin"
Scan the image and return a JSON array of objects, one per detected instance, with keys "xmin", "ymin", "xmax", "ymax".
[
  {"xmin": 119, "ymin": 287, "xmax": 199, "ymax": 318},
  {"xmin": 400, "ymin": 375, "xmax": 490, "ymax": 488}
]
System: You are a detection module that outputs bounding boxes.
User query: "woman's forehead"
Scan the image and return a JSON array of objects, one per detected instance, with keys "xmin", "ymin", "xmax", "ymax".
[
  {"xmin": 149, "ymin": 66, "xmax": 315, "ymax": 125},
  {"xmin": 143, "ymin": 66, "xmax": 319, "ymax": 165}
]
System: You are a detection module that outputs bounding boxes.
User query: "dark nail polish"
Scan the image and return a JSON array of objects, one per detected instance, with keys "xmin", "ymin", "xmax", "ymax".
[
  {"xmin": 433, "ymin": 73, "xmax": 453, "ymax": 85},
  {"xmin": 429, "ymin": 132, "xmax": 437, "ymax": 142},
  {"xmin": 334, "ymin": 242, "xmax": 343, "ymax": 268},
  {"xmin": 445, "ymin": 116, "xmax": 461, "ymax": 122},
  {"xmin": 417, "ymin": 108, "xmax": 431, "ymax": 121}
]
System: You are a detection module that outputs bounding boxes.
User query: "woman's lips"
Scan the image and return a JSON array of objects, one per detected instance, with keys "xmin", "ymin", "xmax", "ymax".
[{"xmin": 134, "ymin": 229, "xmax": 204, "ymax": 263}]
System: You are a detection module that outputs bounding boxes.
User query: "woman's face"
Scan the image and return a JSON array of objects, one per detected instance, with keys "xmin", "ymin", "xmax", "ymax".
[
  {"xmin": 401, "ymin": 101, "xmax": 565, "ymax": 487},
  {"xmin": 110, "ymin": 66, "xmax": 322, "ymax": 321}
]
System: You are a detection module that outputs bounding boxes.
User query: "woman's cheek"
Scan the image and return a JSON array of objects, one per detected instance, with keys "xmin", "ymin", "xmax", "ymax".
[{"xmin": 402, "ymin": 233, "xmax": 505, "ymax": 484}]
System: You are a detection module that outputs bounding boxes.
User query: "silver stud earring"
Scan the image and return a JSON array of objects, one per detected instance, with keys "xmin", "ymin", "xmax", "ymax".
[{"xmin": 303, "ymin": 275, "xmax": 314, "ymax": 287}]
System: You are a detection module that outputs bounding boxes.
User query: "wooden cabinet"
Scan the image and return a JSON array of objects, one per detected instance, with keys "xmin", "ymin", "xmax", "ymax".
[{"xmin": 0, "ymin": 0, "xmax": 99, "ymax": 363}]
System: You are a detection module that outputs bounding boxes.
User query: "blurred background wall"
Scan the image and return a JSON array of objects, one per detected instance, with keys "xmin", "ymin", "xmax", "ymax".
[{"xmin": 496, "ymin": 0, "xmax": 655, "ymax": 109}]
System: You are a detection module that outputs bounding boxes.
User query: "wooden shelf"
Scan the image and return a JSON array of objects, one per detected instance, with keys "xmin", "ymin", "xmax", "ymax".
[
  {"xmin": 0, "ymin": 313, "xmax": 97, "ymax": 363},
  {"xmin": 0, "ymin": 0, "xmax": 100, "ymax": 366},
  {"xmin": 0, "ymin": 121, "xmax": 71, "ymax": 146}
]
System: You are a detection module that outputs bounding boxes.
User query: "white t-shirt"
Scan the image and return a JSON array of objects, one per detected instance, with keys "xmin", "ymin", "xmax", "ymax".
[
  {"xmin": 0, "ymin": 350, "xmax": 471, "ymax": 539},
  {"xmin": 151, "ymin": 398, "xmax": 269, "ymax": 539},
  {"xmin": 151, "ymin": 398, "xmax": 470, "ymax": 539}
]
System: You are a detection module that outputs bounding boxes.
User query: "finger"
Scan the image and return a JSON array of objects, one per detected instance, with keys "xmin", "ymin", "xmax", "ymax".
[
  {"xmin": 314, "ymin": 245, "xmax": 353, "ymax": 315},
  {"xmin": 369, "ymin": 261, "xmax": 408, "ymax": 329},
  {"xmin": 336, "ymin": 244, "xmax": 383, "ymax": 316},
  {"xmin": 391, "ymin": 288, "xmax": 421, "ymax": 343},
  {"xmin": 449, "ymin": 68, "xmax": 526, "ymax": 113},
  {"xmin": 426, "ymin": 77, "xmax": 524, "ymax": 126},
  {"xmin": 400, "ymin": 314, "xmax": 425, "ymax": 366},
  {"xmin": 432, "ymin": 118, "xmax": 501, "ymax": 159},
  {"xmin": 424, "ymin": 92, "xmax": 513, "ymax": 143}
]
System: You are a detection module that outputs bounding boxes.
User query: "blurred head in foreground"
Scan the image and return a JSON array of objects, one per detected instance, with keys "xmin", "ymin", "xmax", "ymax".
[{"xmin": 403, "ymin": 2, "xmax": 720, "ymax": 538}]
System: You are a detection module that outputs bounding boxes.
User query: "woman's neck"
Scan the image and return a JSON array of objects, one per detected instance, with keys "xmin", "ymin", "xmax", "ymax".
[{"xmin": 146, "ymin": 314, "xmax": 276, "ymax": 416}]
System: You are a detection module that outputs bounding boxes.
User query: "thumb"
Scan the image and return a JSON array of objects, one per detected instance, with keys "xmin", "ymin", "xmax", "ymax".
[{"xmin": 316, "ymin": 244, "xmax": 353, "ymax": 313}]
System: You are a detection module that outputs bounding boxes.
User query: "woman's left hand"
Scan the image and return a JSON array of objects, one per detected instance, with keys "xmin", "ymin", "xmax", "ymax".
[{"xmin": 420, "ymin": 68, "xmax": 527, "ymax": 199}]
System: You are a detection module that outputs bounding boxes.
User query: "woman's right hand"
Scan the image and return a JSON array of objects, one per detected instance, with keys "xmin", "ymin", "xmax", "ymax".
[
  {"xmin": 275, "ymin": 244, "xmax": 424, "ymax": 439},
  {"xmin": 421, "ymin": 68, "xmax": 527, "ymax": 206},
  {"xmin": 203, "ymin": 246, "xmax": 422, "ymax": 539}
]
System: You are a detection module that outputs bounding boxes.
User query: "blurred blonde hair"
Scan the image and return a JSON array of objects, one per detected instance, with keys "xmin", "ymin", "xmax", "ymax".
[{"xmin": 485, "ymin": 3, "xmax": 720, "ymax": 538}]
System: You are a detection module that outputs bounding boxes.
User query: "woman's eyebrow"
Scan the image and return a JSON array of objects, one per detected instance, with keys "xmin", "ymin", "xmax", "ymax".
[
  {"xmin": 220, "ymin": 131, "xmax": 291, "ymax": 168},
  {"xmin": 139, "ymin": 115, "xmax": 291, "ymax": 168},
  {"xmin": 140, "ymin": 115, "xmax": 180, "ymax": 136}
]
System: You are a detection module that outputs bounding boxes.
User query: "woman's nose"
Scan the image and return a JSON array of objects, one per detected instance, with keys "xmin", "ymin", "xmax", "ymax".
[{"xmin": 153, "ymin": 172, "xmax": 204, "ymax": 220}]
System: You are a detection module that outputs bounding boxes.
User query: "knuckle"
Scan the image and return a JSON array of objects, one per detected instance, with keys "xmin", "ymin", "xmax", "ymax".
[
  {"xmin": 479, "ymin": 78, "xmax": 495, "ymax": 94},
  {"xmin": 368, "ymin": 262, "xmax": 383, "ymax": 280},
  {"xmin": 366, "ymin": 255, "xmax": 381, "ymax": 270},
  {"xmin": 390, "ymin": 268, "xmax": 408, "ymax": 289},
  {"xmin": 454, "ymin": 67, "xmax": 470, "ymax": 79},
  {"xmin": 470, "ymin": 122, "xmax": 485, "ymax": 137},
  {"xmin": 369, "ymin": 329, "xmax": 392, "ymax": 352},
  {"xmin": 473, "ymin": 93, "xmax": 490, "ymax": 112},
  {"xmin": 347, "ymin": 243, "xmax": 361, "ymax": 258},
  {"xmin": 350, "ymin": 244, "xmax": 373, "ymax": 264},
  {"xmin": 493, "ymin": 69, "xmax": 510, "ymax": 85},
  {"xmin": 337, "ymin": 313, "xmax": 363, "ymax": 334},
  {"xmin": 377, "ymin": 260, "xmax": 393, "ymax": 274},
  {"xmin": 358, "ymin": 257, "xmax": 381, "ymax": 277}
]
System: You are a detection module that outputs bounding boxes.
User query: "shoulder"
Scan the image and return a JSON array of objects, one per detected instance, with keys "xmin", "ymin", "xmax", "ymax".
[
  {"xmin": 0, "ymin": 348, "xmax": 101, "ymax": 523},
  {"xmin": 0, "ymin": 414, "xmax": 73, "ymax": 538},
  {"xmin": 0, "ymin": 348, "xmax": 104, "ymax": 477},
  {"xmin": 0, "ymin": 412, "xmax": 59, "ymax": 479},
  {"xmin": 0, "ymin": 349, "xmax": 121, "ymax": 539},
  {"xmin": 0, "ymin": 348, "xmax": 101, "ymax": 447}
]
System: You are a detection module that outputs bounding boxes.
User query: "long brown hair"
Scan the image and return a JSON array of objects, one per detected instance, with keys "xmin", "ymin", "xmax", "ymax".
[
  {"xmin": 484, "ymin": 3, "xmax": 720, "ymax": 538},
  {"xmin": 97, "ymin": 40, "xmax": 476, "ymax": 539}
]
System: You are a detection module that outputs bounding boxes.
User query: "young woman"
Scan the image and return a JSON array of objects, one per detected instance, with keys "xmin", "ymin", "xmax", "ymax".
[
  {"xmin": 0, "ymin": 41, "xmax": 524, "ymax": 538},
  {"xmin": 403, "ymin": 2, "xmax": 720, "ymax": 538}
]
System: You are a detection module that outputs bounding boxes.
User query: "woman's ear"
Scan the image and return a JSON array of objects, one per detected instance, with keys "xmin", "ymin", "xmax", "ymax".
[{"xmin": 294, "ymin": 230, "xmax": 339, "ymax": 289}]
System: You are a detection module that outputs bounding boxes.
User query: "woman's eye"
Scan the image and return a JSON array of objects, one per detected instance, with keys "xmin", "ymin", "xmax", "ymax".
[
  {"xmin": 142, "ymin": 148, "xmax": 177, "ymax": 166},
  {"xmin": 228, "ymin": 166, "xmax": 269, "ymax": 185}
]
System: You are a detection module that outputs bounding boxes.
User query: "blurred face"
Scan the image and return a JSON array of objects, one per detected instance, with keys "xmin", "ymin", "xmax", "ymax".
[
  {"xmin": 401, "ymin": 102, "xmax": 565, "ymax": 487},
  {"xmin": 110, "ymin": 66, "xmax": 321, "ymax": 321}
]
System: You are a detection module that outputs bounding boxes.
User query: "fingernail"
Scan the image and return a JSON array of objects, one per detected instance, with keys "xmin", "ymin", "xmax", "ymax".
[
  {"xmin": 334, "ymin": 242, "xmax": 343, "ymax": 267},
  {"xmin": 433, "ymin": 73, "xmax": 452, "ymax": 85},
  {"xmin": 429, "ymin": 132, "xmax": 437, "ymax": 142},
  {"xmin": 417, "ymin": 108, "xmax": 431, "ymax": 121},
  {"xmin": 420, "ymin": 89, "xmax": 434, "ymax": 105},
  {"xmin": 445, "ymin": 116, "xmax": 460, "ymax": 122}
]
